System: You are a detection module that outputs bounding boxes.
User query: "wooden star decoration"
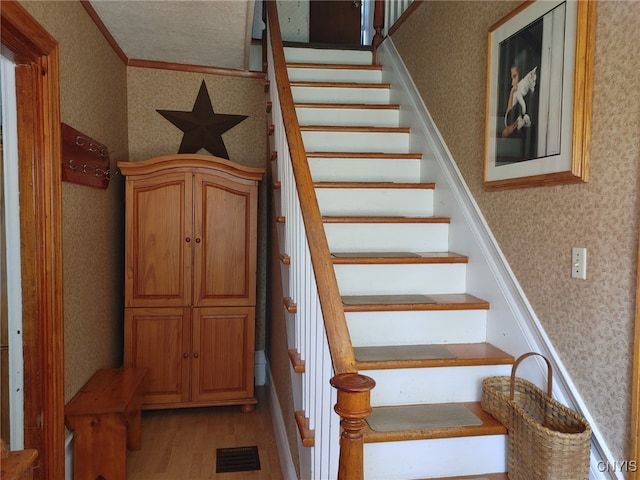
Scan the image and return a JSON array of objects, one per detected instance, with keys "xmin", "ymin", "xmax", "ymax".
[{"xmin": 157, "ymin": 80, "xmax": 248, "ymax": 159}]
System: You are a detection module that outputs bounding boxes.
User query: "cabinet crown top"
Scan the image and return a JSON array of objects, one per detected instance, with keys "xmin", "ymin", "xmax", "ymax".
[{"xmin": 118, "ymin": 154, "xmax": 265, "ymax": 181}]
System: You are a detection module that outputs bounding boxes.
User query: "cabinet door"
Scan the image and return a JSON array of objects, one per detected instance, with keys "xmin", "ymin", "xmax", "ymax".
[
  {"xmin": 125, "ymin": 172, "xmax": 193, "ymax": 307},
  {"xmin": 124, "ymin": 308, "xmax": 191, "ymax": 406},
  {"xmin": 192, "ymin": 174, "xmax": 258, "ymax": 307},
  {"xmin": 191, "ymin": 307, "xmax": 255, "ymax": 403}
]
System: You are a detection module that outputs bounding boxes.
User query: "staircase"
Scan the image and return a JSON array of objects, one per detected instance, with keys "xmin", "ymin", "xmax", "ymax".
[{"xmin": 276, "ymin": 45, "xmax": 514, "ymax": 479}]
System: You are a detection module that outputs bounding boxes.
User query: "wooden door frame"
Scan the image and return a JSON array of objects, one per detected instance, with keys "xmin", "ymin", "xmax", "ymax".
[
  {"xmin": 631, "ymin": 225, "xmax": 640, "ymax": 480},
  {"xmin": 1, "ymin": 2, "xmax": 65, "ymax": 480}
]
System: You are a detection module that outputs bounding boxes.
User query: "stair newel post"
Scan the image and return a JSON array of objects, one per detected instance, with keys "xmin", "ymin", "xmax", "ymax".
[
  {"xmin": 330, "ymin": 373, "xmax": 376, "ymax": 480},
  {"xmin": 372, "ymin": 0, "xmax": 385, "ymax": 64}
]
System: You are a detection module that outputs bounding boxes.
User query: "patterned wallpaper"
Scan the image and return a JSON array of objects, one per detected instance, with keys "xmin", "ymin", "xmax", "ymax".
[
  {"xmin": 277, "ymin": 0, "xmax": 310, "ymax": 43},
  {"xmin": 126, "ymin": 69, "xmax": 266, "ymax": 167},
  {"xmin": 18, "ymin": 1, "xmax": 129, "ymax": 403},
  {"xmin": 392, "ymin": 0, "xmax": 640, "ymax": 464}
]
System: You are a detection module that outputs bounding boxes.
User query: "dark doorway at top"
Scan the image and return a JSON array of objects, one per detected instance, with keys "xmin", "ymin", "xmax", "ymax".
[{"xmin": 309, "ymin": 1, "xmax": 363, "ymax": 47}]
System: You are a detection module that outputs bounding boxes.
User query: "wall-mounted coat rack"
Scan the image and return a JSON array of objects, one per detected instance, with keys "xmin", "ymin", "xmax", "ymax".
[{"xmin": 61, "ymin": 123, "xmax": 113, "ymax": 189}]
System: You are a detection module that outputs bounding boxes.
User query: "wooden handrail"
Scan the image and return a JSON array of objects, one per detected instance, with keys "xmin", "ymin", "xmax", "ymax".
[
  {"xmin": 267, "ymin": 5, "xmax": 377, "ymax": 478},
  {"xmin": 386, "ymin": 0, "xmax": 423, "ymax": 37},
  {"xmin": 266, "ymin": 1, "xmax": 357, "ymax": 375}
]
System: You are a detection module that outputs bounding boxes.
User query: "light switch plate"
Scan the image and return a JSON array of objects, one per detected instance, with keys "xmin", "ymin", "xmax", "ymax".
[{"xmin": 572, "ymin": 247, "xmax": 587, "ymax": 280}]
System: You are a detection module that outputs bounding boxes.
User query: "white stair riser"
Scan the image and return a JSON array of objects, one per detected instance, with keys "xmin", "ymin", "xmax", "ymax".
[
  {"xmin": 284, "ymin": 47, "xmax": 373, "ymax": 65},
  {"xmin": 366, "ymin": 364, "xmax": 513, "ymax": 406},
  {"xmin": 324, "ymin": 223, "xmax": 450, "ymax": 252},
  {"xmin": 288, "ymin": 67, "xmax": 382, "ymax": 83},
  {"xmin": 296, "ymin": 107, "xmax": 400, "ymax": 127},
  {"xmin": 347, "ymin": 310, "xmax": 488, "ymax": 346},
  {"xmin": 292, "ymin": 86, "xmax": 390, "ymax": 104},
  {"xmin": 335, "ymin": 264, "xmax": 466, "ymax": 296},
  {"xmin": 364, "ymin": 435, "xmax": 507, "ymax": 480},
  {"xmin": 309, "ymin": 157, "xmax": 420, "ymax": 182},
  {"xmin": 302, "ymin": 130, "xmax": 409, "ymax": 153},
  {"xmin": 316, "ymin": 188, "xmax": 433, "ymax": 217}
]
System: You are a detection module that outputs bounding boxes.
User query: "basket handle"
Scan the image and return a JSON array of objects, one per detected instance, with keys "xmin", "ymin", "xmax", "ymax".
[{"xmin": 510, "ymin": 352, "xmax": 553, "ymax": 401}]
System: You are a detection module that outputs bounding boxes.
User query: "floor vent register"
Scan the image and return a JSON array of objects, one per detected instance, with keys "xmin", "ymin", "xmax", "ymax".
[{"xmin": 216, "ymin": 446, "xmax": 261, "ymax": 473}]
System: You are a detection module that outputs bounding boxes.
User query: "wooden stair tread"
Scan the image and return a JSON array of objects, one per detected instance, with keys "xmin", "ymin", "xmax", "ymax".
[
  {"xmin": 288, "ymin": 349, "xmax": 304, "ymax": 373},
  {"xmin": 279, "ymin": 253, "xmax": 290, "ymax": 265},
  {"xmin": 354, "ymin": 342, "xmax": 513, "ymax": 370},
  {"xmin": 331, "ymin": 251, "xmax": 468, "ymax": 264},
  {"xmin": 363, "ymin": 401, "xmax": 506, "ymax": 443},
  {"xmin": 294, "ymin": 410, "xmax": 314, "ymax": 447},
  {"xmin": 296, "ymin": 102, "xmax": 400, "ymax": 110},
  {"xmin": 287, "ymin": 62, "xmax": 383, "ymax": 70},
  {"xmin": 323, "ymin": 215, "xmax": 450, "ymax": 223},
  {"xmin": 291, "ymin": 80, "xmax": 390, "ymax": 88},
  {"xmin": 301, "ymin": 125, "xmax": 410, "ymax": 133},
  {"xmin": 307, "ymin": 151, "xmax": 422, "ymax": 159},
  {"xmin": 342, "ymin": 293, "xmax": 490, "ymax": 311},
  {"xmin": 314, "ymin": 181, "xmax": 434, "ymax": 189}
]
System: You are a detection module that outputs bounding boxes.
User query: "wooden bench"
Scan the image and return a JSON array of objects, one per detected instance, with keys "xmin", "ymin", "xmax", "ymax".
[
  {"xmin": 64, "ymin": 368, "xmax": 146, "ymax": 480},
  {"xmin": 1, "ymin": 438, "xmax": 38, "ymax": 480}
]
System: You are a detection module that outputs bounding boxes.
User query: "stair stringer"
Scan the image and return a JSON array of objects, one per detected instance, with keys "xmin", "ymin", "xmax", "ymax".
[{"xmin": 377, "ymin": 37, "xmax": 619, "ymax": 480}]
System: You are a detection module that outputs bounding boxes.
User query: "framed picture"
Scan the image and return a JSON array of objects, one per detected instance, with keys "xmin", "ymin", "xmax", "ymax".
[{"xmin": 483, "ymin": 0, "xmax": 596, "ymax": 190}]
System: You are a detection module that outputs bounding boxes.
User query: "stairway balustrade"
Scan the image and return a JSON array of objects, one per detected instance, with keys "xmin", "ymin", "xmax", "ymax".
[
  {"xmin": 266, "ymin": 1, "xmax": 418, "ymax": 478},
  {"xmin": 382, "ymin": 0, "xmax": 415, "ymax": 37},
  {"xmin": 266, "ymin": 3, "xmax": 376, "ymax": 479},
  {"xmin": 373, "ymin": 0, "xmax": 416, "ymax": 61}
]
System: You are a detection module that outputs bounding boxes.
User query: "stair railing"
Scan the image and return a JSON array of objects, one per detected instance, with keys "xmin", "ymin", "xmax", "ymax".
[
  {"xmin": 383, "ymin": 0, "xmax": 415, "ymax": 35},
  {"xmin": 266, "ymin": 2, "xmax": 375, "ymax": 479},
  {"xmin": 372, "ymin": 0, "xmax": 420, "ymax": 62}
]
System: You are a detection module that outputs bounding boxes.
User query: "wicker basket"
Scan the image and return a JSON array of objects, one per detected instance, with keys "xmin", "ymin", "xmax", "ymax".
[{"xmin": 481, "ymin": 352, "xmax": 592, "ymax": 480}]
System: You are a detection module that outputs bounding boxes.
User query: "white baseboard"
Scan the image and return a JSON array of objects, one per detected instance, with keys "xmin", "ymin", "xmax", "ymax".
[
  {"xmin": 267, "ymin": 364, "xmax": 298, "ymax": 480},
  {"xmin": 255, "ymin": 350, "xmax": 267, "ymax": 386},
  {"xmin": 65, "ymin": 432, "xmax": 73, "ymax": 480}
]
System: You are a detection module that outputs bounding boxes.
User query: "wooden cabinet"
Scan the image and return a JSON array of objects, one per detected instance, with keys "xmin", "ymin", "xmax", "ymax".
[{"xmin": 118, "ymin": 155, "xmax": 264, "ymax": 411}]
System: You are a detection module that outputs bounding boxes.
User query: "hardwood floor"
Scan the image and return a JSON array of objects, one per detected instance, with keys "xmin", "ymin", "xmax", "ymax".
[{"xmin": 127, "ymin": 387, "xmax": 283, "ymax": 480}]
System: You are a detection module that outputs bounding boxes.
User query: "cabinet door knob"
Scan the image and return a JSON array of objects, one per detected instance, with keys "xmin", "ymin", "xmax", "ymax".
[
  {"xmin": 185, "ymin": 237, "xmax": 191, "ymax": 243},
  {"xmin": 193, "ymin": 352, "xmax": 199, "ymax": 358},
  {"xmin": 183, "ymin": 353, "xmax": 189, "ymax": 358},
  {"xmin": 195, "ymin": 238, "xmax": 201, "ymax": 244}
]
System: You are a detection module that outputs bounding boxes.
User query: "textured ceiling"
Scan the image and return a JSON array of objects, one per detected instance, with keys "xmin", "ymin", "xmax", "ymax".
[{"xmin": 87, "ymin": 0, "xmax": 258, "ymax": 70}]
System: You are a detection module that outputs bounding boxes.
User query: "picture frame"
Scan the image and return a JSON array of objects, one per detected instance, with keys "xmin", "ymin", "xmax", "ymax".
[{"xmin": 483, "ymin": 0, "xmax": 596, "ymax": 191}]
